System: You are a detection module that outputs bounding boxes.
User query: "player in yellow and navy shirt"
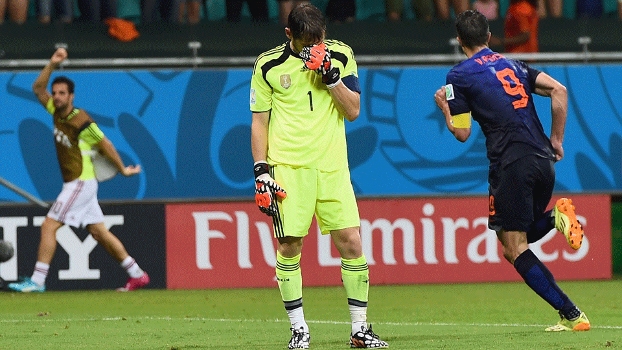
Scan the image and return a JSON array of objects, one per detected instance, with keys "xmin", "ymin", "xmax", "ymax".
[{"xmin": 250, "ymin": 3, "xmax": 388, "ymax": 349}]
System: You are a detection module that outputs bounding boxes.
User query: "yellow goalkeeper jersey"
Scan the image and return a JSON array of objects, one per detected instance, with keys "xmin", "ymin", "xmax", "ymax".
[{"xmin": 250, "ymin": 39, "xmax": 358, "ymax": 172}]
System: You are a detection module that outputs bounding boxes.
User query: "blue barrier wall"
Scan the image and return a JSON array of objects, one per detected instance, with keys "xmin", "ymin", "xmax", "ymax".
[{"xmin": 1, "ymin": 65, "xmax": 621, "ymax": 202}]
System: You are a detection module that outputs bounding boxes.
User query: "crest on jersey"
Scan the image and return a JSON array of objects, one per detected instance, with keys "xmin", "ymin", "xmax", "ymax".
[{"xmin": 280, "ymin": 74, "xmax": 291, "ymax": 89}]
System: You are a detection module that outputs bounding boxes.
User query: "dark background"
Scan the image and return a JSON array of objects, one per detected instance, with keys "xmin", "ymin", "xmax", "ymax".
[{"xmin": 1, "ymin": 18, "xmax": 620, "ymax": 61}]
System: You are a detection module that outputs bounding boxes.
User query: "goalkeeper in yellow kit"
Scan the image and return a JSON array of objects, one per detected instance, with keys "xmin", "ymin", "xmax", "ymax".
[{"xmin": 250, "ymin": 3, "xmax": 388, "ymax": 349}]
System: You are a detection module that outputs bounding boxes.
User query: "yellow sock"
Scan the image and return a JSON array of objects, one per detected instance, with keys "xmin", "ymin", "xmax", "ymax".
[
  {"xmin": 276, "ymin": 251, "xmax": 307, "ymax": 330},
  {"xmin": 342, "ymin": 255, "xmax": 369, "ymax": 332}
]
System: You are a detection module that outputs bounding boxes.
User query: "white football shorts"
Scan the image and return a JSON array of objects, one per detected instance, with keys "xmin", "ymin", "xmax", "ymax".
[{"xmin": 47, "ymin": 178, "xmax": 104, "ymax": 228}]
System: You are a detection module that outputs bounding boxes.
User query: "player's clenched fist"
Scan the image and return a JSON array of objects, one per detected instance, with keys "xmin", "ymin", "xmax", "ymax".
[
  {"xmin": 51, "ymin": 48, "xmax": 68, "ymax": 66},
  {"xmin": 254, "ymin": 161, "xmax": 286, "ymax": 216}
]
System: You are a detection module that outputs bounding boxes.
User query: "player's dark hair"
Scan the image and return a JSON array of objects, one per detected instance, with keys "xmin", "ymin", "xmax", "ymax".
[
  {"xmin": 52, "ymin": 76, "xmax": 75, "ymax": 94},
  {"xmin": 455, "ymin": 10, "xmax": 490, "ymax": 49},
  {"xmin": 287, "ymin": 3, "xmax": 326, "ymax": 44}
]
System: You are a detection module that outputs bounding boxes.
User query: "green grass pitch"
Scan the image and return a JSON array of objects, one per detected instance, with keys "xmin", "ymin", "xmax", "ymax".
[{"xmin": 1, "ymin": 280, "xmax": 621, "ymax": 349}]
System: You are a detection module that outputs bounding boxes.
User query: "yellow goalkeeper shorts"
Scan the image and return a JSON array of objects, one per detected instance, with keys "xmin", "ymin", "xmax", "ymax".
[{"xmin": 272, "ymin": 164, "xmax": 360, "ymax": 238}]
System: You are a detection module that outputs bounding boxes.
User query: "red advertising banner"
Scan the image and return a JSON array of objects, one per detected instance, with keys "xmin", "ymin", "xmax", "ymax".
[{"xmin": 165, "ymin": 195, "xmax": 611, "ymax": 289}]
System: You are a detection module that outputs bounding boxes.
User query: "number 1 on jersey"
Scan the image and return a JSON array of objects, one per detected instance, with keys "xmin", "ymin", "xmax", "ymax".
[{"xmin": 307, "ymin": 91, "xmax": 313, "ymax": 111}]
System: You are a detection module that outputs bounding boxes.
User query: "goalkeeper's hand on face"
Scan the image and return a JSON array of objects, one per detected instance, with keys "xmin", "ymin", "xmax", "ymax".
[
  {"xmin": 254, "ymin": 161, "xmax": 287, "ymax": 216},
  {"xmin": 301, "ymin": 42, "xmax": 341, "ymax": 89}
]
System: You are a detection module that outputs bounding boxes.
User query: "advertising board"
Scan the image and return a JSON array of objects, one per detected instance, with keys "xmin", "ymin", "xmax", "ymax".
[{"xmin": 165, "ymin": 195, "xmax": 610, "ymax": 289}]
